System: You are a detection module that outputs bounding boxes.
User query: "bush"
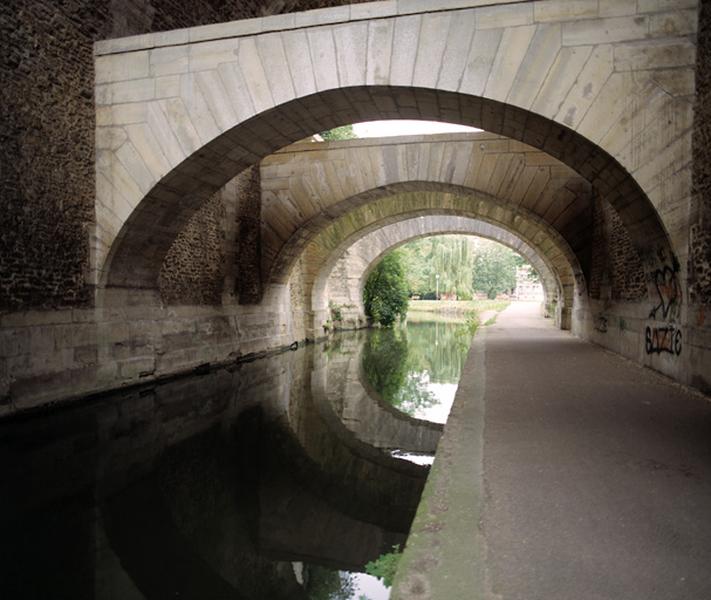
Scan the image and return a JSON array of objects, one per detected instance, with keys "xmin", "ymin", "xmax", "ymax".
[
  {"xmin": 365, "ymin": 546, "xmax": 402, "ymax": 588},
  {"xmin": 363, "ymin": 252, "xmax": 409, "ymax": 326}
]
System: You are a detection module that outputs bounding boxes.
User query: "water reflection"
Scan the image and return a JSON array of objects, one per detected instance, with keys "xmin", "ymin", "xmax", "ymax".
[
  {"xmin": 361, "ymin": 319, "xmax": 474, "ymax": 423},
  {"xmin": 0, "ymin": 340, "xmax": 435, "ymax": 600}
]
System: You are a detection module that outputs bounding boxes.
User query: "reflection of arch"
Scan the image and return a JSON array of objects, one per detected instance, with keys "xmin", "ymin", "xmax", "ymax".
[
  {"xmin": 313, "ymin": 330, "xmax": 443, "ymax": 453},
  {"xmin": 97, "ymin": 3, "xmax": 682, "ymax": 292},
  {"xmin": 251, "ymin": 343, "xmax": 431, "ymax": 533},
  {"xmin": 100, "ymin": 347, "xmax": 427, "ymax": 582},
  {"xmin": 312, "ymin": 216, "xmax": 560, "ymax": 330}
]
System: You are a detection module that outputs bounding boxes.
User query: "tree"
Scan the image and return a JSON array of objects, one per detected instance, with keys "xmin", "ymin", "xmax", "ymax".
[
  {"xmin": 319, "ymin": 125, "xmax": 357, "ymax": 140},
  {"xmin": 305, "ymin": 566, "xmax": 356, "ymax": 600},
  {"xmin": 363, "ymin": 251, "xmax": 409, "ymax": 326},
  {"xmin": 398, "ymin": 235, "xmax": 476, "ymax": 298},
  {"xmin": 472, "ymin": 244, "xmax": 518, "ymax": 299}
]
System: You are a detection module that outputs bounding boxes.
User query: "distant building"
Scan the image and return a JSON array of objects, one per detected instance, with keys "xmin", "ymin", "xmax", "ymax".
[{"xmin": 514, "ymin": 266, "xmax": 544, "ymax": 301}]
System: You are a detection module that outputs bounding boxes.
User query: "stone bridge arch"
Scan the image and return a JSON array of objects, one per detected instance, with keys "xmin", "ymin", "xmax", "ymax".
[
  {"xmin": 260, "ymin": 134, "xmax": 591, "ymax": 289},
  {"xmin": 311, "ymin": 215, "xmax": 560, "ymax": 332},
  {"xmin": 276, "ymin": 183, "xmax": 585, "ymax": 332},
  {"xmin": 94, "ymin": 0, "xmax": 693, "ymax": 296}
]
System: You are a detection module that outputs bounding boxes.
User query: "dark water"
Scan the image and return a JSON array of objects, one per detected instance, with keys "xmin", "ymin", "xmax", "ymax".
[{"xmin": 0, "ymin": 320, "xmax": 471, "ymax": 600}]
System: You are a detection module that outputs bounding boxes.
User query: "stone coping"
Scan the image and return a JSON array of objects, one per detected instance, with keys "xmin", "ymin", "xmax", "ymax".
[
  {"xmin": 272, "ymin": 131, "xmax": 513, "ymax": 154},
  {"xmin": 94, "ymin": 0, "xmax": 525, "ymax": 55},
  {"xmin": 391, "ymin": 320, "xmax": 489, "ymax": 598},
  {"xmin": 94, "ymin": 0, "xmax": 697, "ymax": 55}
]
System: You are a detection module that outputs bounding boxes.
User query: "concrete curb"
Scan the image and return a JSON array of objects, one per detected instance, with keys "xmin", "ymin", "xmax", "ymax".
[{"xmin": 391, "ymin": 326, "xmax": 489, "ymax": 599}]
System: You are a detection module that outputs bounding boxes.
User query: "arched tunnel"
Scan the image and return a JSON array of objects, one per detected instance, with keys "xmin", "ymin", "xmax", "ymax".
[
  {"xmin": 3, "ymin": 1, "xmax": 706, "ymax": 404},
  {"xmin": 2, "ymin": 1, "xmax": 711, "ymax": 599}
]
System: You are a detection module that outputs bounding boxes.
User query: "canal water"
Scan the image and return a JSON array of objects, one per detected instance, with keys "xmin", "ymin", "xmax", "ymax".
[{"xmin": 0, "ymin": 318, "xmax": 474, "ymax": 600}]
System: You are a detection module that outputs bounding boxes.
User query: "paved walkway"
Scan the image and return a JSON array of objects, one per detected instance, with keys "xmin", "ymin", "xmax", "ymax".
[{"xmin": 393, "ymin": 302, "xmax": 711, "ymax": 600}]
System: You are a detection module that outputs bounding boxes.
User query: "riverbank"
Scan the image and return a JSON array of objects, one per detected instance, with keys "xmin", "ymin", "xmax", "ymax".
[{"xmin": 406, "ymin": 299, "xmax": 510, "ymax": 326}]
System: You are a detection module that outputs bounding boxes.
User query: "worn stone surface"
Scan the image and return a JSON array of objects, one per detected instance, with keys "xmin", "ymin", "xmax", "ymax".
[
  {"xmin": 0, "ymin": 0, "xmax": 368, "ymax": 313},
  {"xmin": 589, "ymin": 195, "xmax": 647, "ymax": 302},
  {"xmin": 261, "ymin": 134, "xmax": 591, "ymax": 288},
  {"xmin": 159, "ymin": 191, "xmax": 226, "ymax": 305},
  {"xmin": 690, "ymin": 0, "xmax": 711, "ymax": 305},
  {"xmin": 158, "ymin": 165, "xmax": 263, "ymax": 305},
  {"xmin": 236, "ymin": 167, "xmax": 263, "ymax": 304},
  {"xmin": 96, "ymin": 3, "xmax": 690, "ymax": 291}
]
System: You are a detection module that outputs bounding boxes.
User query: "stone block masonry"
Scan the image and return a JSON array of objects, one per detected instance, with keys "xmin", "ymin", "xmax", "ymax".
[
  {"xmin": 0, "ymin": 0, "xmax": 370, "ymax": 313},
  {"xmin": 690, "ymin": 0, "xmax": 711, "ymax": 308},
  {"xmin": 159, "ymin": 191, "xmax": 226, "ymax": 305},
  {"xmin": 2, "ymin": 0, "xmax": 710, "ymax": 413},
  {"xmin": 158, "ymin": 165, "xmax": 263, "ymax": 305}
]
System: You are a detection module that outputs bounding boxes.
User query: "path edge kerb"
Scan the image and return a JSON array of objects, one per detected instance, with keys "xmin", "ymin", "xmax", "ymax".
[{"xmin": 391, "ymin": 325, "xmax": 489, "ymax": 599}]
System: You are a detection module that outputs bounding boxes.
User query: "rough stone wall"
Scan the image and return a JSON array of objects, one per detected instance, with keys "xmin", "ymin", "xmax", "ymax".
[
  {"xmin": 589, "ymin": 197, "xmax": 646, "ymax": 302},
  {"xmin": 690, "ymin": 0, "xmax": 711, "ymax": 305},
  {"xmin": 0, "ymin": 0, "xmax": 367, "ymax": 313},
  {"xmin": 0, "ymin": 0, "xmax": 103, "ymax": 312},
  {"xmin": 159, "ymin": 193, "xmax": 226, "ymax": 305},
  {"xmin": 158, "ymin": 166, "xmax": 263, "ymax": 306},
  {"xmin": 236, "ymin": 167, "xmax": 263, "ymax": 304}
]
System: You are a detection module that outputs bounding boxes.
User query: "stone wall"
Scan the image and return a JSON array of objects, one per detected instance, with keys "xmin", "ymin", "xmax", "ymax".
[
  {"xmin": 589, "ymin": 197, "xmax": 647, "ymax": 302},
  {"xmin": 690, "ymin": 0, "xmax": 711, "ymax": 305},
  {"xmin": 159, "ymin": 192, "xmax": 226, "ymax": 305},
  {"xmin": 0, "ymin": 0, "xmax": 365, "ymax": 313},
  {"xmin": 158, "ymin": 166, "xmax": 263, "ymax": 306},
  {"xmin": 236, "ymin": 167, "xmax": 263, "ymax": 304}
]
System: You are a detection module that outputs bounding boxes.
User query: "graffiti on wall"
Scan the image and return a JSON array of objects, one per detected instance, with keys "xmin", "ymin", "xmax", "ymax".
[
  {"xmin": 646, "ymin": 249, "xmax": 682, "ymax": 356},
  {"xmin": 594, "ymin": 313, "xmax": 608, "ymax": 333},
  {"xmin": 645, "ymin": 325, "xmax": 682, "ymax": 356},
  {"xmin": 648, "ymin": 265, "xmax": 681, "ymax": 320}
]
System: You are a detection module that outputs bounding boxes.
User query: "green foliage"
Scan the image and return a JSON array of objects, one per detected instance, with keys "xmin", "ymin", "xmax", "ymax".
[
  {"xmin": 398, "ymin": 235, "xmax": 475, "ymax": 298},
  {"xmin": 362, "ymin": 327, "xmax": 408, "ymax": 401},
  {"xmin": 363, "ymin": 252, "xmax": 409, "ymax": 326},
  {"xmin": 365, "ymin": 546, "xmax": 402, "ymax": 588},
  {"xmin": 306, "ymin": 566, "xmax": 356, "ymax": 600},
  {"xmin": 319, "ymin": 125, "xmax": 357, "ymax": 140},
  {"xmin": 465, "ymin": 310, "xmax": 480, "ymax": 334},
  {"xmin": 329, "ymin": 301, "xmax": 343, "ymax": 322},
  {"xmin": 472, "ymin": 243, "xmax": 518, "ymax": 299},
  {"xmin": 362, "ymin": 319, "xmax": 477, "ymax": 414},
  {"xmin": 398, "ymin": 235, "xmax": 530, "ymax": 300},
  {"xmin": 361, "ymin": 327, "xmax": 436, "ymax": 415}
]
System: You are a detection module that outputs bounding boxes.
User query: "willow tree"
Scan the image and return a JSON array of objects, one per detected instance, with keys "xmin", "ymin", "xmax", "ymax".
[{"xmin": 399, "ymin": 235, "xmax": 476, "ymax": 299}]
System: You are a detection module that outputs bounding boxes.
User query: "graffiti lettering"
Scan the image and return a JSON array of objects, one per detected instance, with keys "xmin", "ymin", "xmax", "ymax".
[
  {"xmin": 645, "ymin": 326, "xmax": 682, "ymax": 356},
  {"xmin": 648, "ymin": 253, "xmax": 681, "ymax": 321}
]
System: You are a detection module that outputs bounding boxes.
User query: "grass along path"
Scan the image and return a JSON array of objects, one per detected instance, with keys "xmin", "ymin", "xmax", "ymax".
[{"xmin": 407, "ymin": 299, "xmax": 510, "ymax": 326}]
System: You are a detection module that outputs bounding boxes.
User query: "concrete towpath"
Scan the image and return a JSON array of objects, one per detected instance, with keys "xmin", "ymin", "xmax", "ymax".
[{"xmin": 393, "ymin": 302, "xmax": 711, "ymax": 600}]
